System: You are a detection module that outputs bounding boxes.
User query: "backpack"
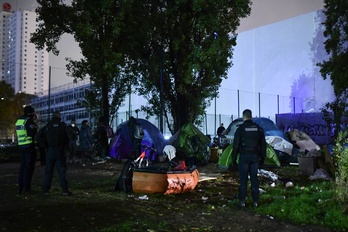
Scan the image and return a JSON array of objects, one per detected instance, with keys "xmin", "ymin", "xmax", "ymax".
[{"xmin": 134, "ymin": 124, "xmax": 144, "ymax": 140}]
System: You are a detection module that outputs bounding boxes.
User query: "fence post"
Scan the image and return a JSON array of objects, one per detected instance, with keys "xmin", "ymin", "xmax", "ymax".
[
  {"xmin": 237, "ymin": 90, "xmax": 240, "ymax": 118},
  {"xmin": 258, "ymin": 92, "xmax": 261, "ymax": 117}
]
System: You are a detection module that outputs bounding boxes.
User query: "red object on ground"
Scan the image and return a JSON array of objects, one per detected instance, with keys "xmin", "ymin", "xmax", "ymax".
[{"xmin": 174, "ymin": 160, "xmax": 187, "ymax": 170}]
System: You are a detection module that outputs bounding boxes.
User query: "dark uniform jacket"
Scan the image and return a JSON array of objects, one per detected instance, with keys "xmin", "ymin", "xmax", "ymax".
[
  {"xmin": 42, "ymin": 117, "xmax": 71, "ymax": 150},
  {"xmin": 231, "ymin": 119, "xmax": 266, "ymax": 164}
]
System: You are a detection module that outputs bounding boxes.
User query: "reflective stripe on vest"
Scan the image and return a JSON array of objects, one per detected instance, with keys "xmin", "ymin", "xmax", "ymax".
[{"xmin": 15, "ymin": 118, "xmax": 33, "ymax": 146}]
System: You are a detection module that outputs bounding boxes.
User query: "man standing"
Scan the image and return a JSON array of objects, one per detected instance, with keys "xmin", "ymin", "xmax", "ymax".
[
  {"xmin": 79, "ymin": 120, "xmax": 94, "ymax": 163},
  {"xmin": 15, "ymin": 105, "xmax": 38, "ymax": 194},
  {"xmin": 216, "ymin": 123, "xmax": 225, "ymax": 136},
  {"xmin": 95, "ymin": 116, "xmax": 109, "ymax": 160},
  {"xmin": 231, "ymin": 109, "xmax": 266, "ymax": 208},
  {"xmin": 67, "ymin": 119, "xmax": 79, "ymax": 163},
  {"xmin": 41, "ymin": 111, "xmax": 72, "ymax": 196},
  {"xmin": 127, "ymin": 116, "xmax": 144, "ymax": 158}
]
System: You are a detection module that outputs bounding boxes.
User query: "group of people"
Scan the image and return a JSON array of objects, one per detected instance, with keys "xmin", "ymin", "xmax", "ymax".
[
  {"xmin": 15, "ymin": 106, "xmax": 265, "ymax": 208},
  {"xmin": 15, "ymin": 106, "xmax": 113, "ymax": 196}
]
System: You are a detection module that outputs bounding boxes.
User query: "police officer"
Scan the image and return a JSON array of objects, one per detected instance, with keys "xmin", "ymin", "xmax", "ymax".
[
  {"xmin": 231, "ymin": 109, "xmax": 266, "ymax": 208},
  {"xmin": 15, "ymin": 105, "xmax": 38, "ymax": 194},
  {"xmin": 42, "ymin": 111, "xmax": 72, "ymax": 196}
]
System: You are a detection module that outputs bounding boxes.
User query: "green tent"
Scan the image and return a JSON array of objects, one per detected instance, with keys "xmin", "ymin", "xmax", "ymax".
[
  {"xmin": 218, "ymin": 143, "xmax": 281, "ymax": 169},
  {"xmin": 168, "ymin": 123, "xmax": 211, "ymax": 163}
]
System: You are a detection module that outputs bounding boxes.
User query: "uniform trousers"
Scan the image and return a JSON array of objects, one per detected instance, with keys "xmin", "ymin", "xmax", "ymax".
[
  {"xmin": 43, "ymin": 147, "xmax": 68, "ymax": 193},
  {"xmin": 238, "ymin": 153, "xmax": 260, "ymax": 203},
  {"xmin": 18, "ymin": 145, "xmax": 36, "ymax": 193}
]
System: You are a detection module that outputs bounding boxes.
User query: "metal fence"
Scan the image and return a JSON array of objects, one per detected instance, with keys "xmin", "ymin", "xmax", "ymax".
[
  {"xmin": 111, "ymin": 87, "xmax": 311, "ymax": 138},
  {"xmin": 27, "ymin": 78, "xmax": 316, "ymax": 140}
]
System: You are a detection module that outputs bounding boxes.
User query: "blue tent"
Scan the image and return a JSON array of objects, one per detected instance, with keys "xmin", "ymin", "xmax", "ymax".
[
  {"xmin": 109, "ymin": 118, "xmax": 166, "ymax": 161},
  {"xmin": 223, "ymin": 117, "xmax": 287, "ymax": 139}
]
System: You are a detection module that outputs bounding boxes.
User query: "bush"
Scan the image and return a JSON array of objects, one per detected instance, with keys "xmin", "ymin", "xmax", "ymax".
[{"xmin": 332, "ymin": 131, "xmax": 348, "ymax": 213}]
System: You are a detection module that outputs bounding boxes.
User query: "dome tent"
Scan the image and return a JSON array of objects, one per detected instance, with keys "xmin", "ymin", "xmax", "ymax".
[
  {"xmin": 223, "ymin": 117, "xmax": 294, "ymax": 165},
  {"xmin": 109, "ymin": 118, "xmax": 166, "ymax": 161}
]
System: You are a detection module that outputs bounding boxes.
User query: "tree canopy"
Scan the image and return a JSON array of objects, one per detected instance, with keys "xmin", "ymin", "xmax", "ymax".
[
  {"xmin": 31, "ymin": 0, "xmax": 137, "ymax": 125},
  {"xmin": 131, "ymin": 1, "xmax": 251, "ymax": 132},
  {"xmin": 0, "ymin": 81, "xmax": 35, "ymax": 140},
  {"xmin": 31, "ymin": 0, "xmax": 251, "ymax": 133},
  {"xmin": 319, "ymin": 0, "xmax": 348, "ymax": 97},
  {"xmin": 319, "ymin": 0, "xmax": 348, "ymax": 135}
]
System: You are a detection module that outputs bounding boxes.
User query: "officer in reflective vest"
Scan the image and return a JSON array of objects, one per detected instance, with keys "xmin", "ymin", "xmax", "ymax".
[
  {"xmin": 231, "ymin": 109, "xmax": 266, "ymax": 208},
  {"xmin": 15, "ymin": 105, "xmax": 38, "ymax": 194}
]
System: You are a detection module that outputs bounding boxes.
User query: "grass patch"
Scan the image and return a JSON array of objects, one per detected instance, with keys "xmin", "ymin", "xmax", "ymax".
[
  {"xmin": 257, "ymin": 179, "xmax": 348, "ymax": 230},
  {"xmin": 0, "ymin": 146, "xmax": 20, "ymax": 162},
  {"xmin": 110, "ymin": 219, "xmax": 172, "ymax": 232}
]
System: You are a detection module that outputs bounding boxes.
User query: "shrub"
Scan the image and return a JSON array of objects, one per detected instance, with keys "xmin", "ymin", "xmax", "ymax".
[{"xmin": 332, "ymin": 131, "xmax": 348, "ymax": 213}]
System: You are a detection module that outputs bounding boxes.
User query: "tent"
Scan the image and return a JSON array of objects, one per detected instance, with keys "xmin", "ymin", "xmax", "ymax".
[
  {"xmin": 223, "ymin": 117, "xmax": 288, "ymax": 139},
  {"xmin": 109, "ymin": 118, "xmax": 166, "ymax": 161},
  {"xmin": 167, "ymin": 123, "xmax": 211, "ymax": 164},
  {"xmin": 265, "ymin": 136, "xmax": 293, "ymax": 156},
  {"xmin": 218, "ymin": 143, "xmax": 281, "ymax": 170},
  {"xmin": 222, "ymin": 117, "xmax": 295, "ymax": 165}
]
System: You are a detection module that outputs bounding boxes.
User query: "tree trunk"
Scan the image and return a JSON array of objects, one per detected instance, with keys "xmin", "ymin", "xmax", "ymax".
[{"xmin": 101, "ymin": 75, "xmax": 109, "ymax": 124}]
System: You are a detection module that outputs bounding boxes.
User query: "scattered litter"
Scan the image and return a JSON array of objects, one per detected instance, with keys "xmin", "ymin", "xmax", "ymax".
[
  {"xmin": 309, "ymin": 168, "xmax": 333, "ymax": 180},
  {"xmin": 285, "ymin": 181, "xmax": 294, "ymax": 188},
  {"xmin": 258, "ymin": 169, "xmax": 279, "ymax": 181},
  {"xmin": 270, "ymin": 182, "xmax": 276, "ymax": 187},
  {"xmin": 138, "ymin": 195, "xmax": 148, "ymax": 200},
  {"xmin": 202, "ymin": 196, "xmax": 208, "ymax": 201},
  {"xmin": 266, "ymin": 215, "xmax": 274, "ymax": 220}
]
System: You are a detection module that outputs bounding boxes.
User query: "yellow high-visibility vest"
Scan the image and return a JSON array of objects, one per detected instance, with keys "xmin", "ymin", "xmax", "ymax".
[{"xmin": 15, "ymin": 118, "xmax": 33, "ymax": 146}]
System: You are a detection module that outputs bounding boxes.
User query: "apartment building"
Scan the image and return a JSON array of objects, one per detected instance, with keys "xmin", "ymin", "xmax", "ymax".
[
  {"xmin": 2, "ymin": 8, "xmax": 48, "ymax": 95},
  {"xmin": 0, "ymin": 10, "xmax": 11, "ymax": 81}
]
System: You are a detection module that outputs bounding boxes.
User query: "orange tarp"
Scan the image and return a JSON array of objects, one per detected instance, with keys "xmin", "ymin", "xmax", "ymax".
[{"xmin": 132, "ymin": 168, "xmax": 200, "ymax": 195}]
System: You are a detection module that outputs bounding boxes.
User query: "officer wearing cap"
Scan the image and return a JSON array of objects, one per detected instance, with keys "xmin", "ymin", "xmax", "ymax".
[
  {"xmin": 231, "ymin": 109, "xmax": 266, "ymax": 208},
  {"xmin": 15, "ymin": 105, "xmax": 38, "ymax": 194}
]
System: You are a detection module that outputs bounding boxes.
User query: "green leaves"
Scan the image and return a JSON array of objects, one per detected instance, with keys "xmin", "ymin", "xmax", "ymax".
[
  {"xmin": 31, "ymin": 0, "xmax": 251, "ymax": 131},
  {"xmin": 319, "ymin": 0, "xmax": 348, "ymax": 97},
  {"xmin": 0, "ymin": 81, "xmax": 35, "ymax": 138}
]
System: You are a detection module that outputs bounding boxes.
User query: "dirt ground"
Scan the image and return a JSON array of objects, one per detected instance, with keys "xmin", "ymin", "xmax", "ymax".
[{"xmin": 0, "ymin": 159, "xmax": 334, "ymax": 232}]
